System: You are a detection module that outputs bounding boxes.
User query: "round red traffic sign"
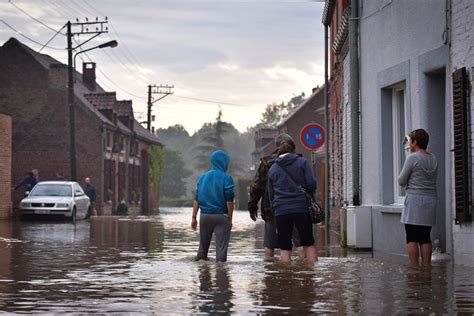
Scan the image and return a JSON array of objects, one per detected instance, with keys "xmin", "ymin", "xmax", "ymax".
[{"xmin": 300, "ymin": 123, "xmax": 325, "ymax": 150}]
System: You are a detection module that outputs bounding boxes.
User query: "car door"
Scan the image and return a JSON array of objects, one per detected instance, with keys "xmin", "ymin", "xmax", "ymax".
[{"xmin": 73, "ymin": 183, "xmax": 88, "ymax": 217}]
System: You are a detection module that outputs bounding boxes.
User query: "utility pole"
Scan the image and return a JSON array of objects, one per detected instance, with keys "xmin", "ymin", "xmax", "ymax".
[
  {"xmin": 147, "ymin": 84, "xmax": 174, "ymax": 131},
  {"xmin": 67, "ymin": 18, "xmax": 109, "ymax": 180}
]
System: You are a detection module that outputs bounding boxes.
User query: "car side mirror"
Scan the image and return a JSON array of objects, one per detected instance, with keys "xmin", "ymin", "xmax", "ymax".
[
  {"xmin": 25, "ymin": 191, "xmax": 30, "ymax": 196},
  {"xmin": 75, "ymin": 191, "xmax": 84, "ymax": 197}
]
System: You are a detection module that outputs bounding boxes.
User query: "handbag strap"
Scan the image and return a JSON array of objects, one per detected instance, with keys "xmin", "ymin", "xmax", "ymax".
[{"xmin": 275, "ymin": 161, "xmax": 305, "ymax": 193}]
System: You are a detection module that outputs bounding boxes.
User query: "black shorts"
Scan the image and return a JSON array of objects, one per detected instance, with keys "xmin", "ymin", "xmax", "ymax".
[
  {"xmin": 405, "ymin": 224, "xmax": 432, "ymax": 245},
  {"xmin": 264, "ymin": 216, "xmax": 301, "ymax": 249},
  {"xmin": 275, "ymin": 212, "xmax": 314, "ymax": 251}
]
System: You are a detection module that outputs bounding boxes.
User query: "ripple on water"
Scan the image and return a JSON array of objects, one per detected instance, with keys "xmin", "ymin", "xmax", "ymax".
[{"xmin": 0, "ymin": 208, "xmax": 473, "ymax": 314}]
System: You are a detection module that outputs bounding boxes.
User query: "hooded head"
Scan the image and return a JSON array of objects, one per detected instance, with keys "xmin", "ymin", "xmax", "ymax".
[{"xmin": 210, "ymin": 150, "xmax": 230, "ymax": 172}]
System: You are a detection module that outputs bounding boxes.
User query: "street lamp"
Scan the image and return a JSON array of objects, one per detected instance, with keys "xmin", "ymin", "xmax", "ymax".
[
  {"xmin": 67, "ymin": 33, "xmax": 118, "ymax": 181},
  {"xmin": 73, "ymin": 40, "xmax": 118, "ymax": 75}
]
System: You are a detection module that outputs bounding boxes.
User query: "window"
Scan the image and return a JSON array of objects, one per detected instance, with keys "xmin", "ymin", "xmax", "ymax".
[{"xmin": 392, "ymin": 85, "xmax": 406, "ymax": 203}]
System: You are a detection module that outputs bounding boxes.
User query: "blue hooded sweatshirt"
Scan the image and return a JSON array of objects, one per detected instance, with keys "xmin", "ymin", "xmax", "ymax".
[
  {"xmin": 195, "ymin": 150, "xmax": 235, "ymax": 215},
  {"xmin": 267, "ymin": 153, "xmax": 316, "ymax": 217}
]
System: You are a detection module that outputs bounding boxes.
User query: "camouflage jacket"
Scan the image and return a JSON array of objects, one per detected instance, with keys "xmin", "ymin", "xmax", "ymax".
[{"xmin": 248, "ymin": 154, "xmax": 277, "ymax": 220}]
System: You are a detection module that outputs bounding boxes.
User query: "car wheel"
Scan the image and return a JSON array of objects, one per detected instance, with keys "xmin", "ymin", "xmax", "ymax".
[{"xmin": 70, "ymin": 207, "xmax": 76, "ymax": 224}]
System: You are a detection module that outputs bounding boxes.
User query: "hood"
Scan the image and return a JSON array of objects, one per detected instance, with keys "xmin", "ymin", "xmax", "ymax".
[
  {"xmin": 22, "ymin": 196, "xmax": 73, "ymax": 203},
  {"xmin": 210, "ymin": 150, "xmax": 230, "ymax": 172},
  {"xmin": 415, "ymin": 153, "xmax": 438, "ymax": 175},
  {"xmin": 275, "ymin": 152, "xmax": 299, "ymax": 166}
]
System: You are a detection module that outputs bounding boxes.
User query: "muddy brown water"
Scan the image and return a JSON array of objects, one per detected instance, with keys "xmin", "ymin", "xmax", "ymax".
[{"xmin": 0, "ymin": 207, "xmax": 473, "ymax": 314}]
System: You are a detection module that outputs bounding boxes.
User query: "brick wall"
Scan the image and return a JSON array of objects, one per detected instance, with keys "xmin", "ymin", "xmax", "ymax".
[
  {"xmin": 451, "ymin": 0, "xmax": 474, "ymax": 266},
  {"xmin": 0, "ymin": 39, "xmax": 104, "ymax": 210},
  {"xmin": 0, "ymin": 113, "xmax": 12, "ymax": 219}
]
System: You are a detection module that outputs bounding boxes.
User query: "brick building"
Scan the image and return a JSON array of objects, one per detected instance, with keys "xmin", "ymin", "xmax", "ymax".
[
  {"xmin": 277, "ymin": 86, "xmax": 326, "ymax": 204},
  {"xmin": 322, "ymin": 0, "xmax": 352, "ymax": 210},
  {"xmin": 251, "ymin": 87, "xmax": 326, "ymax": 203},
  {"xmin": 0, "ymin": 112, "xmax": 12, "ymax": 219},
  {"xmin": 0, "ymin": 38, "xmax": 162, "ymax": 215}
]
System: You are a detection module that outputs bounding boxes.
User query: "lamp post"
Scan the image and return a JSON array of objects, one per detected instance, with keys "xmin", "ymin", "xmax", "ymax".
[
  {"xmin": 73, "ymin": 40, "xmax": 118, "ymax": 76},
  {"xmin": 67, "ymin": 20, "xmax": 117, "ymax": 180}
]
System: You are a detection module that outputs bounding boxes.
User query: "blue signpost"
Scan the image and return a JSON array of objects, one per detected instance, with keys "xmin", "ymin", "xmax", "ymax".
[{"xmin": 300, "ymin": 123, "xmax": 325, "ymax": 150}]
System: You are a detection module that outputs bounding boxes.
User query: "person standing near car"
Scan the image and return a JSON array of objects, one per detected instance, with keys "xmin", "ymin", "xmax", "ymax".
[
  {"xmin": 83, "ymin": 177, "xmax": 97, "ymax": 218},
  {"xmin": 398, "ymin": 129, "xmax": 438, "ymax": 268},
  {"xmin": 13, "ymin": 170, "xmax": 38, "ymax": 194}
]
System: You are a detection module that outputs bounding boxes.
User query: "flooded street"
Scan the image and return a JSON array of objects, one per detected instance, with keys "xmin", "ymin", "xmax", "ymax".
[{"xmin": 0, "ymin": 207, "xmax": 473, "ymax": 314}]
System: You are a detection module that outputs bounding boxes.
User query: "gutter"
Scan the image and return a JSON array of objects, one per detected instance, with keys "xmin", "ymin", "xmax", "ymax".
[
  {"xmin": 350, "ymin": 0, "xmax": 361, "ymax": 206},
  {"xmin": 324, "ymin": 22, "xmax": 331, "ymax": 254}
]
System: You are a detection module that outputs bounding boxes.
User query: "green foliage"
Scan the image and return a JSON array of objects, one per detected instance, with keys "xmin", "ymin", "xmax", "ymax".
[
  {"xmin": 149, "ymin": 145, "xmax": 165, "ymax": 187},
  {"xmin": 160, "ymin": 149, "xmax": 192, "ymax": 198},
  {"xmin": 194, "ymin": 108, "xmax": 228, "ymax": 172},
  {"xmin": 258, "ymin": 92, "xmax": 306, "ymax": 128}
]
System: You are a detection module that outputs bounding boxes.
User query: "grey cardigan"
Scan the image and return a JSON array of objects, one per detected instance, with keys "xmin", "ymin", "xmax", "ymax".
[{"xmin": 398, "ymin": 152, "xmax": 438, "ymax": 196}]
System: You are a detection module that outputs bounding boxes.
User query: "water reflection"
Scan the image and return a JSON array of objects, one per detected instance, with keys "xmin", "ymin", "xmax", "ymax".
[
  {"xmin": 0, "ymin": 208, "xmax": 472, "ymax": 314},
  {"xmin": 193, "ymin": 263, "xmax": 234, "ymax": 314},
  {"xmin": 258, "ymin": 263, "xmax": 316, "ymax": 314}
]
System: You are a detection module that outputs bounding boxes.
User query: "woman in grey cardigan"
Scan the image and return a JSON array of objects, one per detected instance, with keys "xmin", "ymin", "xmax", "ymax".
[{"xmin": 398, "ymin": 129, "xmax": 438, "ymax": 268}]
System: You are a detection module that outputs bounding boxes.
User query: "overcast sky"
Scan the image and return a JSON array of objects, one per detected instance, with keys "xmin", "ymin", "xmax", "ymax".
[{"xmin": 0, "ymin": 0, "xmax": 325, "ymax": 133}]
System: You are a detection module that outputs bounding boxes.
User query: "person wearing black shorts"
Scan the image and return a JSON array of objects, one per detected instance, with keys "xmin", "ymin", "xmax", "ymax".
[
  {"xmin": 399, "ymin": 129, "xmax": 438, "ymax": 268},
  {"xmin": 267, "ymin": 135, "xmax": 317, "ymax": 263}
]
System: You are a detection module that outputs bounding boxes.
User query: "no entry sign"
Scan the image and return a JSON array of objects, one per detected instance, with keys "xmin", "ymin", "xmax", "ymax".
[{"xmin": 300, "ymin": 123, "xmax": 325, "ymax": 150}]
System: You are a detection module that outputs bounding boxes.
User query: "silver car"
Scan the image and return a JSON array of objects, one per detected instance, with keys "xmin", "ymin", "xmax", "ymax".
[{"xmin": 20, "ymin": 181, "xmax": 90, "ymax": 223}]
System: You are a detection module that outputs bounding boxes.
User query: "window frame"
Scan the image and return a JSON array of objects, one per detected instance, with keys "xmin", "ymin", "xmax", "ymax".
[{"xmin": 392, "ymin": 84, "xmax": 407, "ymax": 204}]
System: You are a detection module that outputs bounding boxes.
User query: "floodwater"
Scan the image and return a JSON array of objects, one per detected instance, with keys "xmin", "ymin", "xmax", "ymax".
[{"xmin": 0, "ymin": 208, "xmax": 473, "ymax": 314}]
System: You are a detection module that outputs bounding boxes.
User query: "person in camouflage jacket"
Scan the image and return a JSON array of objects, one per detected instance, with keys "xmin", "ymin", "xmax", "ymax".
[
  {"xmin": 248, "ymin": 153, "xmax": 276, "ymax": 222},
  {"xmin": 248, "ymin": 133, "xmax": 303, "ymax": 258}
]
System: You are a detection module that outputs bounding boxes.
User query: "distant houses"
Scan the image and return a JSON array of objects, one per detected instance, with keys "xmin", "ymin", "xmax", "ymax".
[{"xmin": 0, "ymin": 37, "xmax": 162, "ymax": 215}]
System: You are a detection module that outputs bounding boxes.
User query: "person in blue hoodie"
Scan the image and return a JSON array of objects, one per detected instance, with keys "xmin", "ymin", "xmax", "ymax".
[
  {"xmin": 267, "ymin": 136, "xmax": 318, "ymax": 263},
  {"xmin": 191, "ymin": 150, "xmax": 235, "ymax": 262}
]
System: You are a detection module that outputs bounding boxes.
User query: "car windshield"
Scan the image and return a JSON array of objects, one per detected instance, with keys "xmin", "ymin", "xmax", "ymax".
[{"xmin": 30, "ymin": 184, "xmax": 72, "ymax": 197}]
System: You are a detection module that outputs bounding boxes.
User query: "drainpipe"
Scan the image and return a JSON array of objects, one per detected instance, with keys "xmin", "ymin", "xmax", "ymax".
[
  {"xmin": 324, "ymin": 23, "xmax": 330, "ymax": 255},
  {"xmin": 99, "ymin": 123, "xmax": 106, "ymax": 216},
  {"xmin": 350, "ymin": 0, "xmax": 361, "ymax": 206}
]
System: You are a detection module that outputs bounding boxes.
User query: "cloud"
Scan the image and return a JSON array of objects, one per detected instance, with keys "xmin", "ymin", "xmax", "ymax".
[
  {"xmin": 0, "ymin": 0, "xmax": 325, "ymax": 133},
  {"xmin": 217, "ymin": 62, "xmax": 240, "ymax": 72}
]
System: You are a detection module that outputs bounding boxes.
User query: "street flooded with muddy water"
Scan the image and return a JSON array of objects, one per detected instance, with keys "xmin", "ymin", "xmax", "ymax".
[{"xmin": 0, "ymin": 207, "xmax": 473, "ymax": 314}]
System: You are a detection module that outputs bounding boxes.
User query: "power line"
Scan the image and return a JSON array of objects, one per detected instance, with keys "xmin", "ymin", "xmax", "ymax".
[
  {"xmin": 8, "ymin": 0, "xmax": 66, "ymax": 35},
  {"xmin": 82, "ymin": 0, "xmax": 154, "ymax": 82},
  {"xmin": 73, "ymin": 37, "xmax": 146, "ymax": 99},
  {"xmin": 172, "ymin": 95, "xmax": 262, "ymax": 108},
  {"xmin": 35, "ymin": 23, "xmax": 66, "ymax": 55},
  {"xmin": 0, "ymin": 19, "xmax": 64, "ymax": 50}
]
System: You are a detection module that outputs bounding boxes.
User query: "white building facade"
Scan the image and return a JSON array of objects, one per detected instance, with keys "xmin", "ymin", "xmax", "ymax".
[
  {"xmin": 450, "ymin": 0, "xmax": 474, "ymax": 266},
  {"xmin": 356, "ymin": 0, "xmax": 453, "ymax": 260}
]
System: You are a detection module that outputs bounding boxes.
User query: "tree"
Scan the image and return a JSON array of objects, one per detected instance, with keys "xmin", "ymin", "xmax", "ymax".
[
  {"xmin": 160, "ymin": 149, "xmax": 191, "ymax": 198},
  {"xmin": 257, "ymin": 92, "xmax": 306, "ymax": 128},
  {"xmin": 194, "ymin": 107, "xmax": 228, "ymax": 171}
]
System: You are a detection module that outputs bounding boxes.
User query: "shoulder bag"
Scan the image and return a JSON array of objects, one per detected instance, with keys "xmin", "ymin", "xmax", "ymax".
[{"xmin": 276, "ymin": 162, "xmax": 325, "ymax": 224}]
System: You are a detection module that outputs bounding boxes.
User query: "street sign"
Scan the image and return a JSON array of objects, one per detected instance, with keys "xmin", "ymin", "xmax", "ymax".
[{"xmin": 300, "ymin": 123, "xmax": 325, "ymax": 150}]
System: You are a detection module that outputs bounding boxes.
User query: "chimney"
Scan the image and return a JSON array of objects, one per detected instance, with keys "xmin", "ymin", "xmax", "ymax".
[{"xmin": 82, "ymin": 62, "xmax": 96, "ymax": 91}]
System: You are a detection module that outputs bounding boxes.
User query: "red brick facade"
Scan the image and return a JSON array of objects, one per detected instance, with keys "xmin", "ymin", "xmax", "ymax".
[
  {"xmin": 0, "ymin": 113, "xmax": 12, "ymax": 219},
  {"xmin": 0, "ymin": 38, "xmax": 162, "ymax": 215}
]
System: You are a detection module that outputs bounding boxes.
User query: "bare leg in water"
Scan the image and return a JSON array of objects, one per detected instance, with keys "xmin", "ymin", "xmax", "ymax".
[
  {"xmin": 420, "ymin": 243, "xmax": 432, "ymax": 268},
  {"xmin": 407, "ymin": 242, "xmax": 420, "ymax": 267}
]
